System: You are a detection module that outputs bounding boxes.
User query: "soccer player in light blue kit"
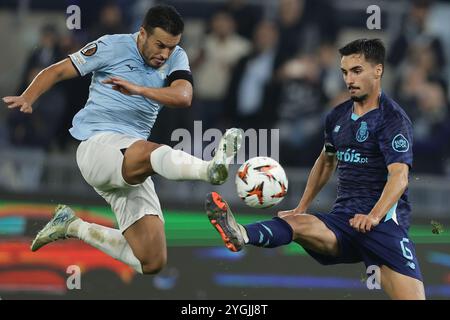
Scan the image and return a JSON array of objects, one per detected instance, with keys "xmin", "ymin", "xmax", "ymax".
[{"xmin": 3, "ymin": 5, "xmax": 242, "ymax": 275}]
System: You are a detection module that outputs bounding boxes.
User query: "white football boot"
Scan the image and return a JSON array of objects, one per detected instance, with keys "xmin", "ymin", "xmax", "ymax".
[
  {"xmin": 207, "ymin": 128, "xmax": 243, "ymax": 185},
  {"xmin": 31, "ymin": 205, "xmax": 78, "ymax": 252}
]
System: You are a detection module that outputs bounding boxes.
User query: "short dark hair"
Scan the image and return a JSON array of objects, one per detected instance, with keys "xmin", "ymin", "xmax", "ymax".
[
  {"xmin": 142, "ymin": 5, "xmax": 184, "ymax": 36},
  {"xmin": 339, "ymin": 38, "xmax": 385, "ymax": 66}
]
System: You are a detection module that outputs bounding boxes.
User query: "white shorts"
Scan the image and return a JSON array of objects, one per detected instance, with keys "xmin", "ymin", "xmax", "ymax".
[{"xmin": 76, "ymin": 132, "xmax": 164, "ymax": 233}]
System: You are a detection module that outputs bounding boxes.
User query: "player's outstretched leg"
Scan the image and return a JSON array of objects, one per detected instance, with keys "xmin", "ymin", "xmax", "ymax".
[
  {"xmin": 205, "ymin": 192, "xmax": 246, "ymax": 252},
  {"xmin": 149, "ymin": 128, "xmax": 242, "ymax": 185},
  {"xmin": 31, "ymin": 205, "xmax": 144, "ymax": 274},
  {"xmin": 205, "ymin": 192, "xmax": 295, "ymax": 252}
]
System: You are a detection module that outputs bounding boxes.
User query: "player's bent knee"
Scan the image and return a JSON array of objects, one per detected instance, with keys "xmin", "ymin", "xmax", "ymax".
[
  {"xmin": 122, "ymin": 141, "xmax": 162, "ymax": 184},
  {"xmin": 140, "ymin": 254, "xmax": 167, "ymax": 275},
  {"xmin": 129, "ymin": 140, "xmax": 162, "ymax": 159},
  {"xmin": 282, "ymin": 214, "xmax": 316, "ymax": 238},
  {"xmin": 283, "ymin": 214, "xmax": 339, "ymax": 256}
]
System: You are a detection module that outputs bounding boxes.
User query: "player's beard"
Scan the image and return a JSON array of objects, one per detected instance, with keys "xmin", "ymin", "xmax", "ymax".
[
  {"xmin": 137, "ymin": 37, "xmax": 161, "ymax": 68},
  {"xmin": 351, "ymin": 93, "xmax": 369, "ymax": 102}
]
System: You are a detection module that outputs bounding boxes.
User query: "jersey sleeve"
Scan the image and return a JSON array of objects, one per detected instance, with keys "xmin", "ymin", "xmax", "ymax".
[
  {"xmin": 378, "ymin": 112, "xmax": 413, "ymax": 168},
  {"xmin": 168, "ymin": 48, "xmax": 191, "ymax": 73},
  {"xmin": 68, "ymin": 37, "xmax": 114, "ymax": 76},
  {"xmin": 166, "ymin": 48, "xmax": 193, "ymax": 86},
  {"xmin": 323, "ymin": 111, "xmax": 337, "ymax": 155}
]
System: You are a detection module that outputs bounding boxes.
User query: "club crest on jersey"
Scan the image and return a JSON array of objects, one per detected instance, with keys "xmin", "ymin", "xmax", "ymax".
[
  {"xmin": 392, "ymin": 134, "xmax": 409, "ymax": 152},
  {"xmin": 356, "ymin": 121, "xmax": 369, "ymax": 142},
  {"xmin": 81, "ymin": 42, "xmax": 98, "ymax": 56}
]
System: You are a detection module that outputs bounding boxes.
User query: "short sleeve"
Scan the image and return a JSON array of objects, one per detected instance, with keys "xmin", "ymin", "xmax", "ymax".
[
  {"xmin": 168, "ymin": 48, "xmax": 190, "ymax": 74},
  {"xmin": 378, "ymin": 112, "xmax": 413, "ymax": 168},
  {"xmin": 69, "ymin": 37, "xmax": 114, "ymax": 76},
  {"xmin": 166, "ymin": 47, "xmax": 193, "ymax": 86}
]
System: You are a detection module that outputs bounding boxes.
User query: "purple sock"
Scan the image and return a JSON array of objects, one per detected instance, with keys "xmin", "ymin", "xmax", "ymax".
[{"xmin": 244, "ymin": 217, "xmax": 293, "ymax": 248}]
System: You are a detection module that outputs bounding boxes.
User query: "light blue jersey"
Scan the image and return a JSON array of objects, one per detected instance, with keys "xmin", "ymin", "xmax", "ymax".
[{"xmin": 68, "ymin": 32, "xmax": 190, "ymax": 140}]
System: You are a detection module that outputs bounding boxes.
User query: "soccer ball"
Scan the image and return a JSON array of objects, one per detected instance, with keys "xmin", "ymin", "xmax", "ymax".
[{"xmin": 235, "ymin": 157, "xmax": 288, "ymax": 209}]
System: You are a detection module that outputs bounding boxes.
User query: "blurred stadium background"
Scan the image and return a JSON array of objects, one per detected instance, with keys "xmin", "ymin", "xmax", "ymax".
[{"xmin": 0, "ymin": 0, "xmax": 449, "ymax": 299}]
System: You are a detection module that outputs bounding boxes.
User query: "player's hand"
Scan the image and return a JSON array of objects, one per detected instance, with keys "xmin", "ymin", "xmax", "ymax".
[
  {"xmin": 103, "ymin": 77, "xmax": 142, "ymax": 96},
  {"xmin": 2, "ymin": 95, "xmax": 33, "ymax": 113},
  {"xmin": 349, "ymin": 214, "xmax": 380, "ymax": 233}
]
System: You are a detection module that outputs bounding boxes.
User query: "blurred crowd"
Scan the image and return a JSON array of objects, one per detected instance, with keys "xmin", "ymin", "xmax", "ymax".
[{"xmin": 2, "ymin": 0, "xmax": 450, "ymax": 175}]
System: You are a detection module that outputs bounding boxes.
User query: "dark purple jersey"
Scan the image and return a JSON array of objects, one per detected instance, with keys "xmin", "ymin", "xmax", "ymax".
[{"xmin": 324, "ymin": 92, "xmax": 413, "ymax": 229}]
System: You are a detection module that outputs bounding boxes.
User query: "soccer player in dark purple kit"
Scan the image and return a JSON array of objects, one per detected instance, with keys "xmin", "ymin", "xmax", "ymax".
[{"xmin": 205, "ymin": 39, "xmax": 425, "ymax": 299}]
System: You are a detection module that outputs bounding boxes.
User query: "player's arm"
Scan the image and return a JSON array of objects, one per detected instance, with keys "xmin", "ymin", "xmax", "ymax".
[
  {"xmin": 351, "ymin": 110, "xmax": 413, "ymax": 233},
  {"xmin": 103, "ymin": 77, "xmax": 193, "ymax": 108},
  {"xmin": 2, "ymin": 58, "xmax": 79, "ymax": 113},
  {"xmin": 104, "ymin": 47, "xmax": 193, "ymax": 108},
  {"xmin": 370, "ymin": 162, "xmax": 409, "ymax": 221},
  {"xmin": 278, "ymin": 149, "xmax": 337, "ymax": 217},
  {"xmin": 350, "ymin": 162, "xmax": 409, "ymax": 233},
  {"xmin": 296, "ymin": 149, "xmax": 338, "ymax": 212}
]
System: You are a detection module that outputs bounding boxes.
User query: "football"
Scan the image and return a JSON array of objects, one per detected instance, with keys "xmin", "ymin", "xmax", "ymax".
[{"xmin": 235, "ymin": 157, "xmax": 288, "ymax": 209}]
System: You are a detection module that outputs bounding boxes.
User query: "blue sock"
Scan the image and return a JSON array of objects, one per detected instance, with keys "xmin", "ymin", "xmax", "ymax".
[{"xmin": 244, "ymin": 217, "xmax": 293, "ymax": 248}]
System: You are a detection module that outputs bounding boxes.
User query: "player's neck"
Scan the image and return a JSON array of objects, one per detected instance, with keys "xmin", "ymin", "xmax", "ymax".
[
  {"xmin": 136, "ymin": 34, "xmax": 144, "ymax": 58},
  {"xmin": 353, "ymin": 91, "xmax": 381, "ymax": 116},
  {"xmin": 136, "ymin": 33, "xmax": 149, "ymax": 66}
]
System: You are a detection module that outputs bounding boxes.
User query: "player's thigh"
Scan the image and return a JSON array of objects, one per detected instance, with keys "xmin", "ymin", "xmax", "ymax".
[
  {"xmin": 123, "ymin": 214, "xmax": 167, "ymax": 269},
  {"xmin": 380, "ymin": 265, "xmax": 425, "ymax": 300},
  {"xmin": 122, "ymin": 140, "xmax": 162, "ymax": 184},
  {"xmin": 282, "ymin": 214, "xmax": 339, "ymax": 256},
  {"xmin": 76, "ymin": 132, "xmax": 142, "ymax": 189},
  {"xmin": 95, "ymin": 176, "xmax": 166, "ymax": 270}
]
